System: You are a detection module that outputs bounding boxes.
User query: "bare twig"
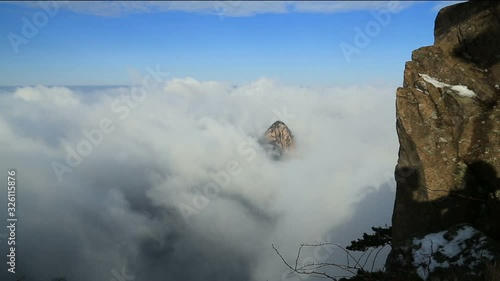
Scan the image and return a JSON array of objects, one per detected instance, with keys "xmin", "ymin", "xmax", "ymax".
[
  {"xmin": 425, "ymin": 187, "xmax": 485, "ymax": 201},
  {"xmin": 272, "ymin": 244, "xmax": 296, "ymax": 273},
  {"xmin": 295, "ymin": 244, "xmax": 304, "ymax": 270},
  {"xmin": 371, "ymin": 246, "xmax": 386, "ymax": 272},
  {"xmin": 302, "ymin": 243, "xmax": 363, "ymax": 269},
  {"xmin": 425, "ymin": 239, "xmax": 435, "ymax": 279},
  {"xmin": 273, "ymin": 241, "xmax": 388, "ymax": 281},
  {"xmin": 362, "ymin": 248, "xmax": 374, "ymax": 269}
]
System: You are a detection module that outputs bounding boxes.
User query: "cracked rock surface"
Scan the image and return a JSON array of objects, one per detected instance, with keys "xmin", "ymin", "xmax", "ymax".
[
  {"xmin": 262, "ymin": 121, "xmax": 295, "ymax": 160},
  {"xmin": 391, "ymin": 0, "xmax": 500, "ymax": 250}
]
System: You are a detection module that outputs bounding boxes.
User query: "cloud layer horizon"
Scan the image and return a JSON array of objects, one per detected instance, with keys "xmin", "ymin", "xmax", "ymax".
[{"xmin": 0, "ymin": 76, "xmax": 398, "ymax": 281}]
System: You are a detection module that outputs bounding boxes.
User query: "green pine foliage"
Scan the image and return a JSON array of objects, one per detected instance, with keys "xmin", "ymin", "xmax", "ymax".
[{"xmin": 346, "ymin": 226, "xmax": 392, "ymax": 252}]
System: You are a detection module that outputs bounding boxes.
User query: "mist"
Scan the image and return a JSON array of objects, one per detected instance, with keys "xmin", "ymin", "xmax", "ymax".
[{"xmin": 0, "ymin": 75, "xmax": 398, "ymax": 281}]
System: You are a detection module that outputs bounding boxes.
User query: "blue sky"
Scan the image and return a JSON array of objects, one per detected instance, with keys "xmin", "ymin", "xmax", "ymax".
[{"xmin": 0, "ymin": 1, "xmax": 462, "ymax": 86}]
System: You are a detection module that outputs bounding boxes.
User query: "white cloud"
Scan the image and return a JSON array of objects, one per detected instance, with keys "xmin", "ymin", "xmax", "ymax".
[
  {"xmin": 13, "ymin": 1, "xmax": 418, "ymax": 17},
  {"xmin": 293, "ymin": 1, "xmax": 418, "ymax": 14},
  {"xmin": 0, "ymin": 77, "xmax": 398, "ymax": 281},
  {"xmin": 13, "ymin": 85, "xmax": 80, "ymax": 106}
]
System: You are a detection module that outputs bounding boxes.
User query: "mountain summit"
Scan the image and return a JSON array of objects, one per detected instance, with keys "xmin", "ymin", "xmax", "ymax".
[{"xmin": 262, "ymin": 121, "xmax": 295, "ymax": 160}]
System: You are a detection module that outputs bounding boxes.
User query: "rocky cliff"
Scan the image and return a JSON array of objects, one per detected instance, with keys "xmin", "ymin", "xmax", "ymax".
[
  {"xmin": 262, "ymin": 121, "xmax": 295, "ymax": 160},
  {"xmin": 388, "ymin": 1, "xmax": 500, "ymax": 279}
]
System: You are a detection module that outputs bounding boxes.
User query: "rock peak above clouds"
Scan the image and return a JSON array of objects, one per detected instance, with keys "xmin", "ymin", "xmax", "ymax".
[{"xmin": 262, "ymin": 120, "xmax": 295, "ymax": 160}]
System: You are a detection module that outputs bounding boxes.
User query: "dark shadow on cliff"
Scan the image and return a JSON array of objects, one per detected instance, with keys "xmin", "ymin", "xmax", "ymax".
[
  {"xmin": 452, "ymin": 22, "xmax": 500, "ymax": 70},
  {"xmin": 440, "ymin": 2, "xmax": 500, "ymax": 69},
  {"xmin": 428, "ymin": 160, "xmax": 500, "ymax": 239},
  {"xmin": 387, "ymin": 161, "xmax": 500, "ymax": 277},
  {"xmin": 395, "ymin": 161, "xmax": 500, "ymax": 243},
  {"xmin": 462, "ymin": 161, "xmax": 500, "ymax": 238}
]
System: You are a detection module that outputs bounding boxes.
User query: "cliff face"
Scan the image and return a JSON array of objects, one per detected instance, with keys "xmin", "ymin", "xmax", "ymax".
[{"xmin": 390, "ymin": 0, "xmax": 500, "ymax": 274}]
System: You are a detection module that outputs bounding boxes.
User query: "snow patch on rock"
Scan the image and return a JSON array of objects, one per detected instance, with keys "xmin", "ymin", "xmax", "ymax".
[
  {"xmin": 419, "ymin": 74, "xmax": 476, "ymax": 97},
  {"xmin": 412, "ymin": 225, "xmax": 495, "ymax": 280}
]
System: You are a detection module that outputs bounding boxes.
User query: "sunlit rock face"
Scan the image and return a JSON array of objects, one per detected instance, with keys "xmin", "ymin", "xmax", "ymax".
[
  {"xmin": 387, "ymin": 1, "xmax": 500, "ymax": 279},
  {"xmin": 262, "ymin": 121, "xmax": 295, "ymax": 160}
]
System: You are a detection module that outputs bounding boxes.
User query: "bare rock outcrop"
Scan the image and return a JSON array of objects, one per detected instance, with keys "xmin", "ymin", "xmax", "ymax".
[
  {"xmin": 262, "ymin": 121, "xmax": 295, "ymax": 160},
  {"xmin": 387, "ymin": 1, "xmax": 500, "ymax": 279}
]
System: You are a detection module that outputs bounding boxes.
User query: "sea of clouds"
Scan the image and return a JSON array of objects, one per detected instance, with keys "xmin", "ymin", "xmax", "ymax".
[{"xmin": 0, "ymin": 73, "xmax": 399, "ymax": 281}]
